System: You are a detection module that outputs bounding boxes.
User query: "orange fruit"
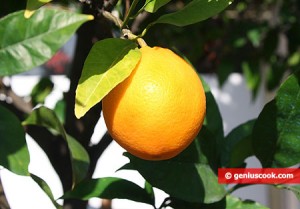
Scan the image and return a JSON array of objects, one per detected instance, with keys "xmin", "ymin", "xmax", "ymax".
[{"xmin": 102, "ymin": 46, "xmax": 206, "ymax": 160}]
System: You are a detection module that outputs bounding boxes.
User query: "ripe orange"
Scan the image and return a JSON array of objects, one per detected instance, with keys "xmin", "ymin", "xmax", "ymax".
[{"xmin": 102, "ymin": 46, "xmax": 206, "ymax": 160}]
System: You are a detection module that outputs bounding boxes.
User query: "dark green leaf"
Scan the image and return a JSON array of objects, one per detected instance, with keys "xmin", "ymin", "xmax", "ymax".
[
  {"xmin": 217, "ymin": 60, "xmax": 235, "ymax": 86},
  {"xmin": 226, "ymin": 195, "xmax": 268, "ymax": 209},
  {"xmin": 166, "ymin": 196, "xmax": 225, "ymax": 209},
  {"xmin": 66, "ymin": 134, "xmax": 90, "ymax": 185},
  {"xmin": 75, "ymin": 38, "xmax": 141, "ymax": 118},
  {"xmin": 266, "ymin": 60, "xmax": 286, "ymax": 91},
  {"xmin": 124, "ymin": 127, "xmax": 226, "ymax": 204},
  {"xmin": 253, "ymin": 72, "xmax": 300, "ymax": 167},
  {"xmin": 287, "ymin": 22, "xmax": 300, "ymax": 54},
  {"xmin": 262, "ymin": 28, "xmax": 279, "ymax": 60},
  {"xmin": 201, "ymin": 76, "xmax": 224, "ymax": 143},
  {"xmin": 152, "ymin": 0, "xmax": 232, "ymax": 27},
  {"xmin": 30, "ymin": 174, "xmax": 63, "ymax": 209},
  {"xmin": 30, "ymin": 77, "xmax": 54, "ymax": 106},
  {"xmin": 144, "ymin": 0, "xmax": 171, "ymax": 13},
  {"xmin": 0, "ymin": 105, "xmax": 30, "ymax": 176},
  {"xmin": 221, "ymin": 120, "xmax": 255, "ymax": 167},
  {"xmin": 0, "ymin": 8, "xmax": 93, "ymax": 76},
  {"xmin": 23, "ymin": 106, "xmax": 90, "ymax": 185},
  {"xmin": 62, "ymin": 177, "xmax": 154, "ymax": 205}
]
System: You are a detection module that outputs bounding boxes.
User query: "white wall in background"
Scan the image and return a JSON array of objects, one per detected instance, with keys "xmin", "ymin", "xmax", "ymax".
[{"xmin": 1, "ymin": 73, "xmax": 275, "ymax": 209}]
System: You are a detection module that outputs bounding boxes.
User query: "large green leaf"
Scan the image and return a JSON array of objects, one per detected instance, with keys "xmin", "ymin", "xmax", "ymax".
[
  {"xmin": 0, "ymin": 8, "xmax": 93, "ymax": 76},
  {"xmin": 144, "ymin": 0, "xmax": 172, "ymax": 13},
  {"xmin": 25, "ymin": 0, "xmax": 52, "ymax": 18},
  {"xmin": 221, "ymin": 120, "xmax": 255, "ymax": 167},
  {"xmin": 253, "ymin": 72, "xmax": 300, "ymax": 167},
  {"xmin": 62, "ymin": 177, "xmax": 154, "ymax": 206},
  {"xmin": 124, "ymin": 127, "xmax": 226, "ymax": 204},
  {"xmin": 152, "ymin": 0, "xmax": 232, "ymax": 27},
  {"xmin": 75, "ymin": 38, "xmax": 141, "ymax": 118},
  {"xmin": 226, "ymin": 195, "xmax": 268, "ymax": 209},
  {"xmin": 0, "ymin": 105, "xmax": 30, "ymax": 176},
  {"xmin": 23, "ymin": 106, "xmax": 90, "ymax": 185}
]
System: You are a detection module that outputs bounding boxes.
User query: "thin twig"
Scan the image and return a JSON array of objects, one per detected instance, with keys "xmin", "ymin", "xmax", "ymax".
[
  {"xmin": 125, "ymin": 0, "xmax": 131, "ymax": 16},
  {"xmin": 131, "ymin": 11, "xmax": 149, "ymax": 34},
  {"xmin": 102, "ymin": 10, "xmax": 123, "ymax": 28},
  {"xmin": 122, "ymin": 0, "xmax": 139, "ymax": 28}
]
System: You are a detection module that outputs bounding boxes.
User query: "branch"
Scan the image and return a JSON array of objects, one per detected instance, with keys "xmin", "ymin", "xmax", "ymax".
[
  {"xmin": 0, "ymin": 178, "xmax": 10, "ymax": 209},
  {"xmin": 131, "ymin": 11, "xmax": 149, "ymax": 34},
  {"xmin": 122, "ymin": 0, "xmax": 139, "ymax": 28},
  {"xmin": 102, "ymin": 10, "xmax": 123, "ymax": 28}
]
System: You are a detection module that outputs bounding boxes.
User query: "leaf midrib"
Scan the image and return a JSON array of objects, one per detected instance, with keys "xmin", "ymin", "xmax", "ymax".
[
  {"xmin": 79, "ymin": 44, "xmax": 135, "ymax": 107},
  {"xmin": 0, "ymin": 12, "xmax": 88, "ymax": 53}
]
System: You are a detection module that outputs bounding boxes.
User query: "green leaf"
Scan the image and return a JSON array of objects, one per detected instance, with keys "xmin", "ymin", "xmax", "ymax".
[
  {"xmin": 144, "ymin": 0, "xmax": 172, "ymax": 13},
  {"xmin": 247, "ymin": 28, "xmax": 261, "ymax": 47},
  {"xmin": 276, "ymin": 184, "xmax": 300, "ymax": 200},
  {"xmin": 217, "ymin": 60, "xmax": 235, "ymax": 86},
  {"xmin": 0, "ymin": 8, "xmax": 93, "ymax": 76},
  {"xmin": 0, "ymin": 105, "xmax": 30, "ymax": 176},
  {"xmin": 266, "ymin": 60, "xmax": 286, "ymax": 91},
  {"xmin": 124, "ymin": 127, "xmax": 226, "ymax": 204},
  {"xmin": 221, "ymin": 120, "xmax": 255, "ymax": 167},
  {"xmin": 30, "ymin": 174, "xmax": 63, "ymax": 209},
  {"xmin": 25, "ymin": 0, "xmax": 52, "ymax": 18},
  {"xmin": 166, "ymin": 196, "xmax": 225, "ymax": 209},
  {"xmin": 262, "ymin": 28, "xmax": 279, "ymax": 60},
  {"xmin": 152, "ymin": 0, "xmax": 232, "ymax": 27},
  {"xmin": 62, "ymin": 177, "xmax": 154, "ymax": 206},
  {"xmin": 226, "ymin": 195, "xmax": 269, "ymax": 209},
  {"xmin": 242, "ymin": 61, "xmax": 261, "ymax": 99},
  {"xmin": 75, "ymin": 38, "xmax": 141, "ymax": 118},
  {"xmin": 144, "ymin": 181, "xmax": 155, "ymax": 205},
  {"xmin": 201, "ymin": 76, "xmax": 224, "ymax": 143},
  {"xmin": 30, "ymin": 77, "xmax": 54, "ymax": 106},
  {"xmin": 288, "ymin": 52, "xmax": 300, "ymax": 67},
  {"xmin": 253, "ymin": 72, "xmax": 300, "ymax": 167},
  {"xmin": 23, "ymin": 106, "xmax": 90, "ymax": 185},
  {"xmin": 54, "ymin": 100, "xmax": 66, "ymax": 124}
]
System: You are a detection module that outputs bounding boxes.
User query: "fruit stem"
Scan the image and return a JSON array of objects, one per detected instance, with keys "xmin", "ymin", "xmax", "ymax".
[
  {"xmin": 137, "ymin": 38, "xmax": 148, "ymax": 48},
  {"xmin": 122, "ymin": 29, "xmax": 148, "ymax": 47}
]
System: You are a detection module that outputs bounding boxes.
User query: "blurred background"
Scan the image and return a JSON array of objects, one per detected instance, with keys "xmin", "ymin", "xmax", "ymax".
[{"xmin": 1, "ymin": 0, "xmax": 300, "ymax": 208}]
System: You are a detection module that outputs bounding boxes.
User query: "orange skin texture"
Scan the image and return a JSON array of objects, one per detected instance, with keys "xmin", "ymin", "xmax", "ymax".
[{"xmin": 102, "ymin": 46, "xmax": 206, "ymax": 160}]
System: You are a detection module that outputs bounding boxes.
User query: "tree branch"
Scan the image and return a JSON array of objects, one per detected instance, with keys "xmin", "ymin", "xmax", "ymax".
[{"xmin": 0, "ymin": 177, "xmax": 10, "ymax": 209}]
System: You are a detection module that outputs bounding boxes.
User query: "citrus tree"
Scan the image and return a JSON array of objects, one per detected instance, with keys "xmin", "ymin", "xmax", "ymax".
[{"xmin": 1, "ymin": 0, "xmax": 300, "ymax": 209}]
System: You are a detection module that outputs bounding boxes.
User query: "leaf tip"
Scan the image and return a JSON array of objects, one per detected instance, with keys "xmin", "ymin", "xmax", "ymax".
[
  {"xmin": 87, "ymin": 15, "xmax": 94, "ymax": 21},
  {"xmin": 24, "ymin": 10, "xmax": 34, "ymax": 18},
  {"xmin": 74, "ymin": 102, "xmax": 88, "ymax": 119}
]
